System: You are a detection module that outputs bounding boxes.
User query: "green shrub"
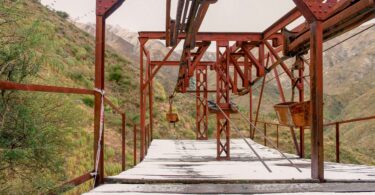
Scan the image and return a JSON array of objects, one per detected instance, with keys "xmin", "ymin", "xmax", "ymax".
[
  {"xmin": 56, "ymin": 11, "xmax": 69, "ymax": 19},
  {"xmin": 82, "ymin": 97, "xmax": 94, "ymax": 108},
  {"xmin": 109, "ymin": 64, "xmax": 123, "ymax": 83}
]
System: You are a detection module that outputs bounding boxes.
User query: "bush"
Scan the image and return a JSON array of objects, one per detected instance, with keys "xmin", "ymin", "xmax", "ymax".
[
  {"xmin": 82, "ymin": 97, "xmax": 94, "ymax": 108},
  {"xmin": 56, "ymin": 11, "xmax": 69, "ymax": 19},
  {"xmin": 109, "ymin": 64, "xmax": 123, "ymax": 83}
]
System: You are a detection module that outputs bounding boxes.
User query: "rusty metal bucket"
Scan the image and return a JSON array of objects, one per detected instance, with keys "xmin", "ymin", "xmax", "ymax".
[
  {"xmin": 274, "ymin": 101, "xmax": 311, "ymax": 127},
  {"xmin": 166, "ymin": 113, "xmax": 179, "ymax": 123}
]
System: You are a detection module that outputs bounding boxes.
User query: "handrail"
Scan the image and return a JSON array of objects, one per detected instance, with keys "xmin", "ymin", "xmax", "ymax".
[
  {"xmin": 254, "ymin": 115, "xmax": 375, "ymax": 163},
  {"xmin": 0, "ymin": 80, "xmax": 95, "ymax": 95},
  {"xmin": 48, "ymin": 172, "xmax": 94, "ymax": 194},
  {"xmin": 257, "ymin": 115, "xmax": 375, "ymax": 128},
  {"xmin": 324, "ymin": 115, "xmax": 375, "ymax": 127},
  {"xmin": 104, "ymin": 97, "xmax": 125, "ymax": 115}
]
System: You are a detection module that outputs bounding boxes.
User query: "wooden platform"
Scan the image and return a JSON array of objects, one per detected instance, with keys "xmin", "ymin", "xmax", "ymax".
[{"xmin": 85, "ymin": 139, "xmax": 375, "ymax": 194}]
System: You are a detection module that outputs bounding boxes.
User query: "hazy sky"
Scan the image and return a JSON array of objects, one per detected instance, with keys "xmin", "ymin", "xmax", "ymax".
[{"xmin": 41, "ymin": 0, "xmax": 298, "ymax": 32}]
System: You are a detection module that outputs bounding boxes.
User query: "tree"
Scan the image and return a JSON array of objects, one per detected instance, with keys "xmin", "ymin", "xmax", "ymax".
[
  {"xmin": 56, "ymin": 11, "xmax": 69, "ymax": 19},
  {"xmin": 0, "ymin": 1, "xmax": 83, "ymax": 193}
]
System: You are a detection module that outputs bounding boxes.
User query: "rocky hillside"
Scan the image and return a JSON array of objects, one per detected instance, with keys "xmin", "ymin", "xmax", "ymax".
[
  {"xmin": 76, "ymin": 23, "xmax": 180, "ymax": 89},
  {"xmin": 322, "ymin": 25, "xmax": 375, "ymax": 164}
]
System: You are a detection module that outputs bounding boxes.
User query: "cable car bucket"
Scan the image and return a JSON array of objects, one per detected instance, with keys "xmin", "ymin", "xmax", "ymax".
[{"xmin": 166, "ymin": 97, "xmax": 179, "ymax": 126}]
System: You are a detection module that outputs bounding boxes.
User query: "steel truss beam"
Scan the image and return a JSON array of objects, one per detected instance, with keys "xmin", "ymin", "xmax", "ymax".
[
  {"xmin": 288, "ymin": 0, "xmax": 374, "ymax": 55},
  {"xmin": 139, "ymin": 32, "xmax": 265, "ymax": 42},
  {"xmin": 215, "ymin": 41, "xmax": 231, "ymax": 160}
]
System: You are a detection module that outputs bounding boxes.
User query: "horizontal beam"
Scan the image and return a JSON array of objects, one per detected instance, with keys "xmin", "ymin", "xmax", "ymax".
[
  {"xmin": 139, "ymin": 31, "xmax": 263, "ymax": 41},
  {"xmin": 150, "ymin": 61, "xmax": 215, "ymax": 66},
  {"xmin": 186, "ymin": 90, "xmax": 216, "ymax": 93},
  {"xmin": 0, "ymin": 81, "xmax": 95, "ymax": 95},
  {"xmin": 150, "ymin": 61, "xmax": 247, "ymax": 66}
]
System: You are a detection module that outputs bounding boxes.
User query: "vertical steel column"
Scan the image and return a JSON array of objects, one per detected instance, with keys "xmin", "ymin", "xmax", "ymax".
[
  {"xmin": 121, "ymin": 114, "xmax": 126, "ymax": 171},
  {"xmin": 165, "ymin": 0, "xmax": 172, "ymax": 47},
  {"xmin": 264, "ymin": 123, "xmax": 267, "ymax": 146},
  {"xmin": 149, "ymin": 66, "xmax": 154, "ymax": 142},
  {"xmin": 310, "ymin": 21, "xmax": 324, "ymax": 181},
  {"xmin": 139, "ymin": 39, "xmax": 147, "ymax": 161},
  {"xmin": 276, "ymin": 125, "xmax": 279, "ymax": 148},
  {"xmin": 133, "ymin": 124, "xmax": 137, "ymax": 166},
  {"xmin": 196, "ymin": 66, "xmax": 209, "ymax": 140},
  {"xmin": 244, "ymin": 56, "xmax": 253, "ymax": 138},
  {"xmin": 94, "ymin": 0, "xmax": 124, "ymax": 184},
  {"xmin": 145, "ymin": 51, "xmax": 153, "ymax": 143},
  {"xmin": 233, "ymin": 66, "xmax": 238, "ymax": 93},
  {"xmin": 335, "ymin": 123, "xmax": 340, "ymax": 163},
  {"xmin": 216, "ymin": 41, "xmax": 231, "ymax": 160},
  {"xmin": 299, "ymin": 58, "xmax": 305, "ymax": 158},
  {"xmin": 94, "ymin": 15, "xmax": 105, "ymax": 185},
  {"xmin": 145, "ymin": 124, "xmax": 149, "ymax": 155}
]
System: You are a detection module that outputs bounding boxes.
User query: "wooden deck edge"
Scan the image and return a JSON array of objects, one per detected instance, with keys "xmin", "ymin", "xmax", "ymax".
[
  {"xmin": 89, "ymin": 182, "xmax": 375, "ymax": 194},
  {"xmin": 104, "ymin": 177, "xmax": 320, "ymax": 184}
]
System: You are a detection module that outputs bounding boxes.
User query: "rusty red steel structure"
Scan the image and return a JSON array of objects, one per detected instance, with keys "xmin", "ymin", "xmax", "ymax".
[
  {"xmin": 136, "ymin": 0, "xmax": 374, "ymax": 182},
  {"xmin": 0, "ymin": 0, "xmax": 373, "ymax": 190},
  {"xmin": 196, "ymin": 66, "xmax": 209, "ymax": 140},
  {"xmin": 259, "ymin": 115, "xmax": 375, "ymax": 164},
  {"xmin": 215, "ymin": 41, "xmax": 232, "ymax": 160}
]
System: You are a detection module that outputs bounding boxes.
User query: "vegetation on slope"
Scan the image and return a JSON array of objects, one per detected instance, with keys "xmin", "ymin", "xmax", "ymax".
[{"xmin": 1, "ymin": 0, "xmax": 140, "ymax": 193}]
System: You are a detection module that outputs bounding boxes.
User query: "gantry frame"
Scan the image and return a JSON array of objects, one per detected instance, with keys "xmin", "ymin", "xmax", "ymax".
[
  {"xmin": 67, "ymin": 0, "xmax": 375, "ymax": 185},
  {"xmin": 0, "ymin": 0, "xmax": 372, "ymax": 189},
  {"xmin": 135, "ymin": 0, "xmax": 374, "ymax": 182}
]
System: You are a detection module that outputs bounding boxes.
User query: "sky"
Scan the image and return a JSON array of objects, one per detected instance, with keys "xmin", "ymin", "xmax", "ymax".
[{"xmin": 41, "ymin": 0, "xmax": 298, "ymax": 32}]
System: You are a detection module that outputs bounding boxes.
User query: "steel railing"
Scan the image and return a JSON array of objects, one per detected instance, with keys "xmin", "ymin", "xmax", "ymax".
[{"xmin": 256, "ymin": 115, "xmax": 375, "ymax": 163}]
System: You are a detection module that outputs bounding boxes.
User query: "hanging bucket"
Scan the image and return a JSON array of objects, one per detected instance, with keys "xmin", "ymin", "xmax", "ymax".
[
  {"xmin": 166, "ymin": 113, "xmax": 179, "ymax": 123},
  {"xmin": 166, "ymin": 97, "xmax": 179, "ymax": 124},
  {"xmin": 274, "ymin": 101, "xmax": 311, "ymax": 127}
]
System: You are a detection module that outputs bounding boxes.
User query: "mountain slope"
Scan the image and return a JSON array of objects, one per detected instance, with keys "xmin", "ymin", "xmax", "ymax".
[{"xmin": 76, "ymin": 23, "xmax": 181, "ymax": 90}]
